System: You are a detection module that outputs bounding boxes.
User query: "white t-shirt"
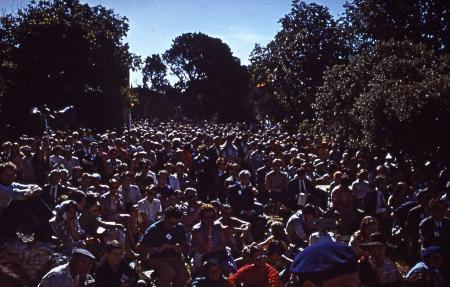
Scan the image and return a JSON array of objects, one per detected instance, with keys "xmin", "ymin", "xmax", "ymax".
[{"xmin": 137, "ymin": 197, "xmax": 162, "ymax": 223}]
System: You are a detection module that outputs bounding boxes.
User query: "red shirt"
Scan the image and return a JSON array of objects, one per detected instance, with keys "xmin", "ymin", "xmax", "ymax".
[{"xmin": 228, "ymin": 263, "xmax": 283, "ymax": 287}]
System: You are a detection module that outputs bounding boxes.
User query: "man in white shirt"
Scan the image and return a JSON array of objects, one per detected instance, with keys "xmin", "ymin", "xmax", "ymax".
[
  {"xmin": 138, "ymin": 184, "xmax": 162, "ymax": 228},
  {"xmin": 38, "ymin": 248, "xmax": 95, "ymax": 287},
  {"xmin": 118, "ymin": 172, "xmax": 142, "ymax": 205},
  {"xmin": 0, "ymin": 161, "xmax": 42, "ymax": 237}
]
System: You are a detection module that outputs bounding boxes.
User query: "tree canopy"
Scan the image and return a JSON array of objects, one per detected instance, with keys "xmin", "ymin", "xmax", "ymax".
[
  {"xmin": 314, "ymin": 40, "xmax": 450, "ymax": 159},
  {"xmin": 0, "ymin": 0, "xmax": 140, "ymax": 132},
  {"xmin": 249, "ymin": 0, "xmax": 350, "ymax": 125},
  {"xmin": 162, "ymin": 32, "xmax": 252, "ymax": 122}
]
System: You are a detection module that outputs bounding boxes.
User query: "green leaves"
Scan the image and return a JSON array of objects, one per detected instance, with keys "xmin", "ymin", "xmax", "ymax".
[{"xmin": 314, "ymin": 40, "xmax": 450, "ymax": 155}]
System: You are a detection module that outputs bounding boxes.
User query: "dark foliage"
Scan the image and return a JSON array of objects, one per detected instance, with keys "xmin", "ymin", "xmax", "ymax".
[{"xmin": 0, "ymin": 0, "xmax": 140, "ymax": 135}]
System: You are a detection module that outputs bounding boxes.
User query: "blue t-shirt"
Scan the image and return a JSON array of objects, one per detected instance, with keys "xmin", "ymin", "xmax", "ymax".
[{"xmin": 139, "ymin": 220, "xmax": 187, "ymax": 258}]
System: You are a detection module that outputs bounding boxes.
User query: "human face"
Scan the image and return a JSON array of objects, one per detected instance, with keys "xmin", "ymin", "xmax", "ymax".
[
  {"xmin": 0, "ymin": 167, "xmax": 16, "ymax": 186},
  {"xmin": 89, "ymin": 203, "xmax": 101, "ymax": 216},
  {"xmin": 221, "ymin": 208, "xmax": 233, "ymax": 218},
  {"xmin": 165, "ymin": 217, "xmax": 180, "ymax": 229},
  {"xmin": 253, "ymin": 251, "xmax": 267, "ymax": 268},
  {"xmin": 202, "ymin": 212, "xmax": 216, "ymax": 226},
  {"xmin": 106, "ymin": 248, "xmax": 124, "ymax": 267},
  {"xmin": 365, "ymin": 222, "xmax": 379, "ymax": 237},
  {"xmin": 71, "ymin": 256, "xmax": 92, "ymax": 276},
  {"xmin": 109, "ymin": 184, "xmax": 119, "ymax": 194}
]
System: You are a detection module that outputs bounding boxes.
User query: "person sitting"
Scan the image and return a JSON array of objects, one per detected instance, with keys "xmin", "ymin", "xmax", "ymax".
[
  {"xmin": 349, "ymin": 216, "xmax": 379, "ymax": 257},
  {"xmin": 38, "ymin": 248, "xmax": 95, "ymax": 287},
  {"xmin": 0, "ymin": 161, "xmax": 43, "ymax": 238},
  {"xmin": 405, "ymin": 246, "xmax": 445, "ymax": 287},
  {"xmin": 218, "ymin": 204, "xmax": 253, "ymax": 255},
  {"xmin": 358, "ymin": 233, "xmax": 403, "ymax": 287},
  {"xmin": 49, "ymin": 200, "xmax": 85, "ymax": 248},
  {"xmin": 94, "ymin": 240, "xmax": 140, "ymax": 287},
  {"xmin": 135, "ymin": 206, "xmax": 189, "ymax": 287},
  {"xmin": 191, "ymin": 204, "xmax": 236, "ymax": 275},
  {"xmin": 228, "ymin": 245, "xmax": 283, "ymax": 287},
  {"xmin": 137, "ymin": 184, "xmax": 162, "ymax": 230}
]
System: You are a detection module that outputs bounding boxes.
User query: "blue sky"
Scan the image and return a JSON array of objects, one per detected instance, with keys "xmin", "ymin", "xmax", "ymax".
[{"xmin": 1, "ymin": 0, "xmax": 346, "ymax": 85}]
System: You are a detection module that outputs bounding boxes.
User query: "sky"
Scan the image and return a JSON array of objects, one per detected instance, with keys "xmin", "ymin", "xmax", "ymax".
[{"xmin": 0, "ymin": 0, "xmax": 346, "ymax": 85}]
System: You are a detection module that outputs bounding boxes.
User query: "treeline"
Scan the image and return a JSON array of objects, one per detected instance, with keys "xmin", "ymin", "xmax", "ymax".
[{"xmin": 1, "ymin": 0, "xmax": 449, "ymax": 161}]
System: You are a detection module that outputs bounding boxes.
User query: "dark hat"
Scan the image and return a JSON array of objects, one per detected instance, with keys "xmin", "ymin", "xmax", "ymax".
[
  {"xmin": 72, "ymin": 248, "xmax": 96, "ymax": 260},
  {"xmin": 421, "ymin": 246, "xmax": 442, "ymax": 259},
  {"xmin": 291, "ymin": 241, "xmax": 357, "ymax": 283},
  {"xmin": 360, "ymin": 232, "xmax": 386, "ymax": 250}
]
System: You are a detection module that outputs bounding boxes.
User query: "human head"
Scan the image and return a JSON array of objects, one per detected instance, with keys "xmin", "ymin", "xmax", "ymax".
[
  {"xmin": 109, "ymin": 179, "xmax": 120, "ymax": 195},
  {"xmin": 199, "ymin": 204, "xmax": 216, "ymax": 226},
  {"xmin": 146, "ymin": 184, "xmax": 157, "ymax": 198},
  {"xmin": 0, "ymin": 162, "xmax": 17, "ymax": 186},
  {"xmin": 184, "ymin": 187, "xmax": 197, "ymax": 203},
  {"xmin": 428, "ymin": 198, "xmax": 447, "ymax": 221},
  {"xmin": 291, "ymin": 241, "xmax": 360, "ymax": 287},
  {"xmin": 359, "ymin": 216, "xmax": 379, "ymax": 239},
  {"xmin": 70, "ymin": 248, "xmax": 95, "ymax": 276},
  {"xmin": 164, "ymin": 206, "xmax": 183, "ymax": 228},
  {"xmin": 47, "ymin": 169, "xmax": 61, "ymax": 185},
  {"xmin": 104, "ymin": 240, "xmax": 124, "ymax": 267},
  {"xmin": 272, "ymin": 158, "xmax": 283, "ymax": 172},
  {"xmin": 249, "ymin": 245, "xmax": 266, "ymax": 268},
  {"xmin": 238, "ymin": 170, "xmax": 251, "ymax": 185}
]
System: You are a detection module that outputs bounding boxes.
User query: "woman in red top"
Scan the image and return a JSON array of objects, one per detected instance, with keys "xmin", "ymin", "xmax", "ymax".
[{"xmin": 228, "ymin": 245, "xmax": 283, "ymax": 287}]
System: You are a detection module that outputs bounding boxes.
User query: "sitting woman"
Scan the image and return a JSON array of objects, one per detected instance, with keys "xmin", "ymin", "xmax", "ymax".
[
  {"xmin": 49, "ymin": 200, "xmax": 84, "ymax": 248},
  {"xmin": 358, "ymin": 233, "xmax": 403, "ymax": 287},
  {"xmin": 191, "ymin": 204, "xmax": 236, "ymax": 275},
  {"xmin": 349, "ymin": 216, "xmax": 379, "ymax": 257},
  {"xmin": 258, "ymin": 221, "xmax": 290, "ymax": 252}
]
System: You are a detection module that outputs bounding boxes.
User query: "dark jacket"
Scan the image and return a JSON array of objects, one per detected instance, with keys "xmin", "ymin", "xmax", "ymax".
[{"xmin": 94, "ymin": 257, "xmax": 138, "ymax": 287}]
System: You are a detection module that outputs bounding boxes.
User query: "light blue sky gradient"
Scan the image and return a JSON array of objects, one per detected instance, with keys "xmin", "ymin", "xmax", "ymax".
[{"xmin": 1, "ymin": 0, "xmax": 346, "ymax": 85}]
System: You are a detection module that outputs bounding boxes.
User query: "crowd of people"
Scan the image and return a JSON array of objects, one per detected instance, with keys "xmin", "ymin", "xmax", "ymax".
[{"xmin": 0, "ymin": 119, "xmax": 449, "ymax": 287}]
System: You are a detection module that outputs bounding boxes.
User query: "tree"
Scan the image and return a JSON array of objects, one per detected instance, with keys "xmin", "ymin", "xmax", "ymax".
[
  {"xmin": 249, "ymin": 0, "xmax": 350, "ymax": 125},
  {"xmin": 313, "ymin": 40, "xmax": 450, "ymax": 160},
  {"xmin": 0, "ymin": 0, "xmax": 140, "ymax": 132},
  {"xmin": 344, "ymin": 0, "xmax": 450, "ymax": 53},
  {"xmin": 142, "ymin": 54, "xmax": 170, "ymax": 95},
  {"xmin": 163, "ymin": 32, "xmax": 252, "ymax": 121}
]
